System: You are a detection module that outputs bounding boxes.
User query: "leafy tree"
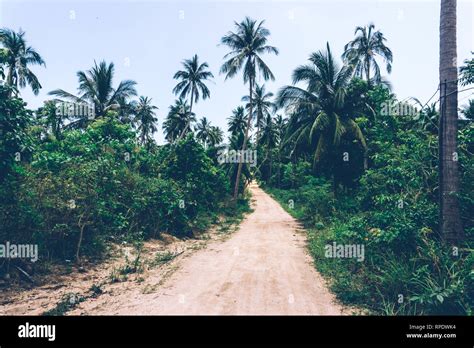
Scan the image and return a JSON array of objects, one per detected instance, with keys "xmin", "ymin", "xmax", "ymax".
[
  {"xmin": 459, "ymin": 52, "xmax": 473, "ymax": 86},
  {"xmin": 220, "ymin": 17, "xmax": 279, "ymax": 199},
  {"xmin": 0, "ymin": 28, "xmax": 45, "ymax": 95},
  {"xmin": 134, "ymin": 96, "xmax": 158, "ymax": 147},
  {"xmin": 242, "ymin": 83, "xmax": 275, "ymax": 144},
  {"xmin": 173, "ymin": 54, "xmax": 213, "ymax": 141},
  {"xmin": 461, "ymin": 100, "xmax": 474, "ymax": 120},
  {"xmin": 195, "ymin": 116, "xmax": 212, "ymax": 146},
  {"xmin": 277, "ymin": 43, "xmax": 367, "ymax": 180},
  {"xmin": 49, "ymin": 61, "xmax": 137, "ymax": 124},
  {"xmin": 194, "ymin": 117, "xmax": 224, "ymax": 148},
  {"xmin": 116, "ymin": 96, "xmax": 137, "ymax": 125},
  {"xmin": 36, "ymin": 100, "xmax": 66, "ymax": 140},
  {"xmin": 0, "ymin": 85, "xmax": 33, "ymax": 179},
  {"xmin": 163, "ymin": 99, "xmax": 196, "ymax": 143},
  {"xmin": 342, "ymin": 23, "xmax": 392, "ymax": 85},
  {"xmin": 208, "ymin": 126, "xmax": 224, "ymax": 147},
  {"xmin": 227, "ymin": 106, "xmax": 248, "ymax": 137}
]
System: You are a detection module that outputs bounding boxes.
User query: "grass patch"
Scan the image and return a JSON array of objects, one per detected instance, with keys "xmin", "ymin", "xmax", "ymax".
[
  {"xmin": 266, "ymin": 186, "xmax": 473, "ymax": 315},
  {"xmin": 43, "ymin": 292, "xmax": 86, "ymax": 316}
]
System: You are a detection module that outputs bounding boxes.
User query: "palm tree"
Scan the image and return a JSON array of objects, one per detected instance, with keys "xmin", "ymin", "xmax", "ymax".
[
  {"xmin": 260, "ymin": 113, "xmax": 278, "ymax": 149},
  {"xmin": 277, "ymin": 43, "xmax": 367, "ymax": 188},
  {"xmin": 227, "ymin": 106, "xmax": 248, "ymax": 137},
  {"xmin": 225, "ymin": 131, "xmax": 253, "ymax": 192},
  {"xmin": 195, "ymin": 117, "xmax": 212, "ymax": 147},
  {"xmin": 208, "ymin": 126, "xmax": 224, "ymax": 147},
  {"xmin": 173, "ymin": 54, "xmax": 213, "ymax": 141},
  {"xmin": 163, "ymin": 99, "xmax": 196, "ymax": 143},
  {"xmin": 116, "ymin": 96, "xmax": 137, "ymax": 125},
  {"xmin": 49, "ymin": 61, "xmax": 137, "ymax": 126},
  {"xmin": 342, "ymin": 23, "xmax": 392, "ymax": 84},
  {"xmin": 0, "ymin": 28, "xmax": 45, "ymax": 95},
  {"xmin": 242, "ymin": 83, "xmax": 275, "ymax": 144},
  {"xmin": 273, "ymin": 114, "xmax": 287, "ymax": 146},
  {"xmin": 220, "ymin": 17, "xmax": 279, "ymax": 199},
  {"xmin": 134, "ymin": 96, "xmax": 158, "ymax": 147},
  {"xmin": 439, "ymin": 0, "xmax": 464, "ymax": 243},
  {"xmin": 273, "ymin": 114, "xmax": 287, "ymax": 187},
  {"xmin": 258, "ymin": 113, "xmax": 278, "ymax": 180}
]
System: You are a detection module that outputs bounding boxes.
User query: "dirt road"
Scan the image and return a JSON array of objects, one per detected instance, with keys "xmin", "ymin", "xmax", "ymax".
[{"xmin": 69, "ymin": 183, "xmax": 347, "ymax": 315}]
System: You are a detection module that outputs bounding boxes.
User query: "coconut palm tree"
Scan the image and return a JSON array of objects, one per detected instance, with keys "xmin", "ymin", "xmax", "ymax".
[
  {"xmin": 220, "ymin": 17, "xmax": 279, "ymax": 199},
  {"xmin": 260, "ymin": 113, "xmax": 278, "ymax": 149},
  {"xmin": 173, "ymin": 54, "xmax": 213, "ymax": 141},
  {"xmin": 227, "ymin": 106, "xmax": 248, "ymax": 137},
  {"xmin": 208, "ymin": 126, "xmax": 224, "ymax": 147},
  {"xmin": 49, "ymin": 61, "xmax": 137, "ymax": 127},
  {"xmin": 277, "ymin": 43, "xmax": 367, "ymax": 184},
  {"xmin": 439, "ymin": 0, "xmax": 464, "ymax": 243},
  {"xmin": 116, "ymin": 96, "xmax": 137, "ymax": 125},
  {"xmin": 273, "ymin": 114, "xmax": 287, "ymax": 146},
  {"xmin": 273, "ymin": 114, "xmax": 287, "ymax": 187},
  {"xmin": 195, "ymin": 117, "xmax": 212, "ymax": 147},
  {"xmin": 134, "ymin": 96, "xmax": 158, "ymax": 147},
  {"xmin": 342, "ymin": 23, "xmax": 392, "ymax": 85},
  {"xmin": 258, "ymin": 113, "xmax": 278, "ymax": 179},
  {"xmin": 0, "ymin": 28, "xmax": 45, "ymax": 95},
  {"xmin": 242, "ymin": 83, "xmax": 275, "ymax": 144},
  {"xmin": 225, "ymin": 131, "xmax": 253, "ymax": 192},
  {"xmin": 163, "ymin": 99, "xmax": 196, "ymax": 143}
]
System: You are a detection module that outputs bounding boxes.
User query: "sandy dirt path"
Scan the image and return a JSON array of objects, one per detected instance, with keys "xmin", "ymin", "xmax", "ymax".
[{"xmin": 70, "ymin": 183, "xmax": 348, "ymax": 315}]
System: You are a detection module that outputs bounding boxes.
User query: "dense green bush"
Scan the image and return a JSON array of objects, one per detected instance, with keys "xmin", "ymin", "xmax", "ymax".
[
  {"xmin": 0, "ymin": 115, "xmax": 233, "ymax": 272},
  {"xmin": 265, "ymin": 90, "xmax": 473, "ymax": 315}
]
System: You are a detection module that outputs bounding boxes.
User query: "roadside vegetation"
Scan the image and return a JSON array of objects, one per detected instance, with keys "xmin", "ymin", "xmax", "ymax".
[
  {"xmin": 0, "ymin": 29, "xmax": 250, "ymax": 283},
  {"xmin": 258, "ymin": 26, "xmax": 473, "ymax": 315},
  {"xmin": 1, "ymin": 4, "xmax": 472, "ymax": 316}
]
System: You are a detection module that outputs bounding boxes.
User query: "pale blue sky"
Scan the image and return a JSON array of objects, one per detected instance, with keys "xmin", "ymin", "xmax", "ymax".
[{"xmin": 1, "ymin": 0, "xmax": 473, "ymax": 143}]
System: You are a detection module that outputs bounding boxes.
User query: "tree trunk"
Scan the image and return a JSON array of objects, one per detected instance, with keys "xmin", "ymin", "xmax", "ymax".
[
  {"xmin": 6, "ymin": 66, "xmax": 15, "ymax": 97},
  {"xmin": 233, "ymin": 77, "xmax": 253, "ymax": 200},
  {"xmin": 439, "ymin": 0, "xmax": 464, "ymax": 244},
  {"xmin": 177, "ymin": 87, "xmax": 195, "ymax": 142},
  {"xmin": 256, "ymin": 112, "xmax": 260, "ymax": 147},
  {"xmin": 366, "ymin": 57, "xmax": 371, "ymax": 85},
  {"xmin": 7, "ymin": 66, "xmax": 13, "ymax": 86}
]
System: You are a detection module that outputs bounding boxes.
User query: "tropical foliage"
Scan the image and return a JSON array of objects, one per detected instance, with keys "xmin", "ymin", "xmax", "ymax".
[
  {"xmin": 220, "ymin": 16, "xmax": 279, "ymax": 198},
  {"xmin": 342, "ymin": 23, "xmax": 393, "ymax": 84},
  {"xmin": 0, "ymin": 14, "xmax": 472, "ymax": 317},
  {"xmin": 0, "ymin": 28, "xmax": 45, "ymax": 95}
]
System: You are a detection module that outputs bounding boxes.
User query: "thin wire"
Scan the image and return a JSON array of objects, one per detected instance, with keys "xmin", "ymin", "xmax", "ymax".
[
  {"xmin": 420, "ymin": 85, "xmax": 441, "ymax": 110},
  {"xmin": 445, "ymin": 86, "xmax": 474, "ymax": 98}
]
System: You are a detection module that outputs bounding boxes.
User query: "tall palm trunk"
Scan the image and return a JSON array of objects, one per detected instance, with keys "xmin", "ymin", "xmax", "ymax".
[
  {"xmin": 233, "ymin": 76, "xmax": 253, "ymax": 200},
  {"xmin": 365, "ymin": 57, "xmax": 371, "ymax": 84},
  {"xmin": 439, "ymin": 0, "xmax": 464, "ymax": 243},
  {"xmin": 256, "ymin": 112, "xmax": 260, "ymax": 146},
  {"xmin": 7, "ymin": 66, "xmax": 14, "ymax": 86},
  {"xmin": 6, "ymin": 66, "xmax": 15, "ymax": 96},
  {"xmin": 177, "ymin": 86, "xmax": 195, "ymax": 142}
]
